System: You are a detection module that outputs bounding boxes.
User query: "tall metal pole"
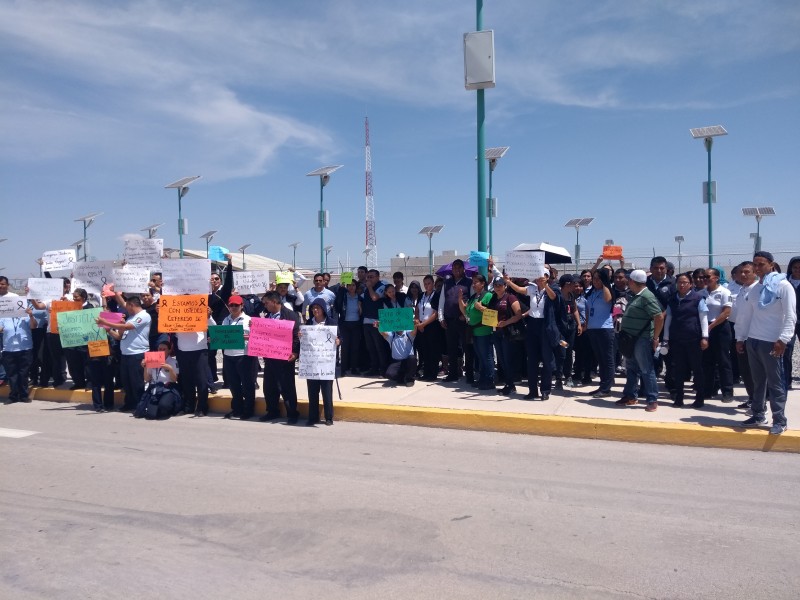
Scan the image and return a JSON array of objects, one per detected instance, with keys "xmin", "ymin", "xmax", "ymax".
[
  {"xmin": 677, "ymin": 240, "xmax": 682, "ymax": 272},
  {"xmin": 488, "ymin": 165, "xmax": 493, "ymax": 256},
  {"xmin": 319, "ymin": 177, "xmax": 324, "ymax": 273},
  {"xmin": 178, "ymin": 189, "xmax": 184, "ymax": 259},
  {"xmin": 428, "ymin": 234, "xmax": 434, "ymax": 276},
  {"xmin": 293, "ymin": 247, "xmax": 297, "ymax": 270},
  {"xmin": 705, "ymin": 137, "xmax": 713, "ymax": 267},
  {"xmin": 476, "ymin": 0, "xmax": 487, "ymax": 276},
  {"xmin": 575, "ymin": 228, "xmax": 580, "ymax": 274},
  {"xmin": 82, "ymin": 221, "xmax": 88, "ymax": 262},
  {"xmin": 755, "ymin": 216, "xmax": 762, "ymax": 253}
]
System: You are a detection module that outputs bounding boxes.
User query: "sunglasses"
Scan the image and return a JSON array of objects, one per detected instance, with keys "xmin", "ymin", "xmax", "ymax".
[{"xmin": 228, "ymin": 303, "xmax": 242, "ymax": 307}]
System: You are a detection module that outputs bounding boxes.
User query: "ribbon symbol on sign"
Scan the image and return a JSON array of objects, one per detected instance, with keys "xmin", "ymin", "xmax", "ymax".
[
  {"xmin": 198, "ymin": 298, "xmax": 207, "ymax": 307},
  {"xmin": 325, "ymin": 331, "xmax": 334, "ymax": 344},
  {"xmin": 16, "ymin": 300, "xmax": 25, "ymax": 310},
  {"xmin": 100, "ymin": 277, "xmax": 107, "ymax": 285}
]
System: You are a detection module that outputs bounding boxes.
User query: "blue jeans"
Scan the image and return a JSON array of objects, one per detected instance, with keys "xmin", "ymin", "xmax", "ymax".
[
  {"xmin": 622, "ymin": 337, "xmax": 659, "ymax": 403},
  {"xmin": 473, "ymin": 334, "xmax": 495, "ymax": 387},
  {"xmin": 746, "ymin": 338, "xmax": 787, "ymax": 426}
]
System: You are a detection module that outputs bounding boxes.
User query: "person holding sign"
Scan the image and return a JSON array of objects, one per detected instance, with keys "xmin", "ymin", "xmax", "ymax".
[
  {"xmin": 0, "ymin": 305, "xmax": 37, "ymax": 403},
  {"xmin": 258, "ymin": 291, "xmax": 301, "ymax": 424},
  {"xmin": 334, "ymin": 280, "xmax": 362, "ymax": 376},
  {"xmin": 62, "ymin": 288, "xmax": 92, "ymax": 391},
  {"xmin": 377, "ymin": 323, "xmax": 417, "ymax": 387},
  {"xmin": 302, "ymin": 298, "xmax": 339, "ymax": 425},
  {"xmin": 175, "ymin": 305, "xmax": 216, "ymax": 417},
  {"xmin": 585, "ymin": 262, "xmax": 616, "ymax": 399},
  {"xmin": 488, "ymin": 278, "xmax": 524, "ymax": 395},
  {"xmin": 438, "ymin": 260, "xmax": 474, "ymax": 383},
  {"xmin": 208, "ymin": 255, "xmax": 234, "ymax": 389},
  {"xmin": 459, "ymin": 274, "xmax": 495, "ymax": 391},
  {"xmin": 219, "ymin": 295, "xmax": 256, "ymax": 420},
  {"xmin": 31, "ymin": 276, "xmax": 72, "ymax": 388}
]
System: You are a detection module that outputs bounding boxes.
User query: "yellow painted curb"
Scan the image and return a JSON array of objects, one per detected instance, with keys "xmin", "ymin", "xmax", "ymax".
[{"xmin": 4, "ymin": 387, "xmax": 798, "ymax": 453}]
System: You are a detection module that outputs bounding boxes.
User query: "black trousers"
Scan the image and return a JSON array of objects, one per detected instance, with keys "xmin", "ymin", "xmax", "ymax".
[
  {"xmin": 362, "ymin": 324, "xmax": 388, "ymax": 374},
  {"xmin": 87, "ymin": 358, "xmax": 116, "ymax": 410},
  {"xmin": 386, "ymin": 356, "xmax": 417, "ymax": 383},
  {"xmin": 46, "ymin": 332, "xmax": 67, "ymax": 386},
  {"xmin": 64, "ymin": 347, "xmax": 87, "ymax": 387},
  {"xmin": 445, "ymin": 317, "xmax": 472, "ymax": 379},
  {"xmin": 306, "ymin": 379, "xmax": 333, "ymax": 423},
  {"xmin": 177, "ymin": 348, "xmax": 209, "ymax": 414},
  {"xmin": 525, "ymin": 318, "xmax": 555, "ymax": 394},
  {"xmin": 703, "ymin": 322, "xmax": 734, "ymax": 397},
  {"xmin": 30, "ymin": 328, "xmax": 48, "ymax": 385},
  {"xmin": 119, "ymin": 353, "xmax": 145, "ymax": 410},
  {"xmin": 671, "ymin": 339, "xmax": 704, "ymax": 403},
  {"xmin": 263, "ymin": 358, "xmax": 298, "ymax": 419},
  {"xmin": 416, "ymin": 324, "xmax": 443, "ymax": 379},
  {"xmin": 339, "ymin": 321, "xmax": 361, "ymax": 374},
  {"xmin": 2, "ymin": 350, "xmax": 32, "ymax": 400},
  {"xmin": 224, "ymin": 354, "xmax": 257, "ymax": 418}
]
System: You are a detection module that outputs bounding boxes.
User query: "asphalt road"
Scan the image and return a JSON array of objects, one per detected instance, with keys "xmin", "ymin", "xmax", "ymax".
[{"xmin": 1, "ymin": 401, "xmax": 798, "ymax": 600}]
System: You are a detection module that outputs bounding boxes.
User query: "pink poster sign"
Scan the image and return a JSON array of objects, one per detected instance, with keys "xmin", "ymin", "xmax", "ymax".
[{"xmin": 246, "ymin": 317, "xmax": 294, "ymax": 360}]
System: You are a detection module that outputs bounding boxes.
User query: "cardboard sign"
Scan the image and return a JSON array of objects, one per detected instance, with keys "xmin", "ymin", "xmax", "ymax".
[
  {"xmin": 49, "ymin": 300, "xmax": 84, "ymax": 333},
  {"xmin": 158, "ymin": 295, "xmax": 208, "ymax": 333},
  {"xmin": 58, "ymin": 308, "xmax": 106, "ymax": 347},
  {"xmin": 0, "ymin": 296, "xmax": 29, "ymax": 318},
  {"xmin": 88, "ymin": 339, "xmax": 111, "ymax": 357},
  {"xmin": 27, "ymin": 278, "xmax": 64, "ymax": 301},
  {"xmin": 98, "ymin": 310, "xmax": 124, "ymax": 330},
  {"xmin": 481, "ymin": 308, "xmax": 498, "ymax": 327},
  {"xmin": 233, "ymin": 270, "xmax": 270, "ymax": 295},
  {"xmin": 123, "ymin": 238, "xmax": 163, "ymax": 267},
  {"xmin": 145, "ymin": 351, "xmax": 166, "ymax": 369},
  {"xmin": 41, "ymin": 249, "xmax": 76, "ymax": 271},
  {"xmin": 161, "ymin": 259, "xmax": 211, "ymax": 295},
  {"xmin": 247, "ymin": 317, "xmax": 294, "ymax": 359},
  {"xmin": 73, "ymin": 261, "xmax": 116, "ymax": 297},
  {"xmin": 275, "ymin": 271, "xmax": 294, "ymax": 285},
  {"xmin": 469, "ymin": 250, "xmax": 490, "ymax": 268},
  {"xmin": 112, "ymin": 265, "xmax": 151, "ymax": 293},
  {"xmin": 340, "ymin": 272, "xmax": 353, "ymax": 285},
  {"xmin": 208, "ymin": 325, "xmax": 245, "ymax": 350},
  {"xmin": 602, "ymin": 245, "xmax": 623, "ymax": 260},
  {"xmin": 378, "ymin": 307, "xmax": 415, "ymax": 332},
  {"xmin": 505, "ymin": 250, "xmax": 546, "ymax": 281},
  {"xmin": 298, "ymin": 325, "xmax": 337, "ymax": 380}
]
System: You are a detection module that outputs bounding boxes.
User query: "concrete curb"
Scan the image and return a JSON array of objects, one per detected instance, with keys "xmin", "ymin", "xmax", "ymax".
[{"xmin": 4, "ymin": 386, "xmax": 798, "ymax": 453}]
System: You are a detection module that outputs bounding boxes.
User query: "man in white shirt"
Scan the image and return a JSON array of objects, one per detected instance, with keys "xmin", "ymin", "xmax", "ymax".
[
  {"xmin": 303, "ymin": 273, "xmax": 336, "ymax": 322},
  {"xmin": 735, "ymin": 252, "xmax": 797, "ymax": 434}
]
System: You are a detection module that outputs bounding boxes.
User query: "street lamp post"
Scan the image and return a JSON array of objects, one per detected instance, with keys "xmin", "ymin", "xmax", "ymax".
[
  {"xmin": 140, "ymin": 223, "xmax": 165, "ymax": 240},
  {"xmin": 741, "ymin": 207, "xmax": 776, "ymax": 254},
  {"xmin": 289, "ymin": 242, "xmax": 301, "ymax": 270},
  {"xmin": 74, "ymin": 212, "xmax": 103, "ymax": 262},
  {"xmin": 165, "ymin": 176, "xmax": 201, "ymax": 259},
  {"xmin": 690, "ymin": 126, "xmax": 727, "ymax": 267},
  {"xmin": 323, "ymin": 245, "xmax": 333, "ymax": 272},
  {"xmin": 674, "ymin": 236, "xmax": 684, "ymax": 272},
  {"xmin": 564, "ymin": 218, "xmax": 594, "ymax": 273},
  {"xmin": 306, "ymin": 166, "xmax": 343, "ymax": 273},
  {"xmin": 419, "ymin": 226, "xmax": 444, "ymax": 275},
  {"xmin": 200, "ymin": 230, "xmax": 218, "ymax": 257},
  {"xmin": 485, "ymin": 146, "xmax": 509, "ymax": 257},
  {"xmin": 749, "ymin": 233, "xmax": 759, "ymax": 253},
  {"xmin": 238, "ymin": 244, "xmax": 252, "ymax": 270}
]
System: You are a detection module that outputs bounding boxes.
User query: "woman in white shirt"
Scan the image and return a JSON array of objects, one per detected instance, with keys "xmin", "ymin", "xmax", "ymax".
[{"xmin": 220, "ymin": 295, "xmax": 256, "ymax": 420}]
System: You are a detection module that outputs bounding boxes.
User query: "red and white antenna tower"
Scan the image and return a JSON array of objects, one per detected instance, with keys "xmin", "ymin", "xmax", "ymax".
[{"xmin": 364, "ymin": 117, "xmax": 378, "ymax": 268}]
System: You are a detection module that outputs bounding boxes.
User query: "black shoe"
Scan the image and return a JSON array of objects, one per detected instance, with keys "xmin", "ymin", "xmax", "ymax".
[
  {"xmin": 554, "ymin": 380, "xmax": 563, "ymax": 391},
  {"xmin": 287, "ymin": 417, "xmax": 298, "ymax": 425},
  {"xmin": 691, "ymin": 400, "xmax": 704, "ymax": 408},
  {"xmin": 523, "ymin": 392, "xmax": 539, "ymax": 400},
  {"xmin": 673, "ymin": 400, "xmax": 685, "ymax": 407},
  {"xmin": 194, "ymin": 411, "xmax": 203, "ymax": 417},
  {"xmin": 444, "ymin": 375, "xmax": 459, "ymax": 382},
  {"xmin": 590, "ymin": 389, "xmax": 609, "ymax": 398},
  {"xmin": 259, "ymin": 413, "xmax": 281, "ymax": 422},
  {"xmin": 305, "ymin": 420, "xmax": 317, "ymax": 426},
  {"xmin": 223, "ymin": 412, "xmax": 239, "ymax": 419},
  {"xmin": 502, "ymin": 386, "xmax": 517, "ymax": 396},
  {"xmin": 737, "ymin": 401, "xmax": 751, "ymax": 408},
  {"xmin": 541, "ymin": 392, "xmax": 550, "ymax": 401},
  {"xmin": 325, "ymin": 419, "xmax": 333, "ymax": 426}
]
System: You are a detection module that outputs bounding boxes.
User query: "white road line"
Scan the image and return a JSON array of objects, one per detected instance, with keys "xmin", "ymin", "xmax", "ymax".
[{"xmin": 0, "ymin": 427, "xmax": 40, "ymax": 438}]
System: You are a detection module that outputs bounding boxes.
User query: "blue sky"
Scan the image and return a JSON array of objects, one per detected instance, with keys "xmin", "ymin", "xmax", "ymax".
[{"xmin": 1, "ymin": 0, "xmax": 798, "ymax": 278}]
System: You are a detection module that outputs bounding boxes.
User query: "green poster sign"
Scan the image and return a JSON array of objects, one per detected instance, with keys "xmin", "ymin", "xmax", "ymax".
[
  {"xmin": 209, "ymin": 325, "xmax": 245, "ymax": 350},
  {"xmin": 58, "ymin": 308, "xmax": 107, "ymax": 348},
  {"xmin": 378, "ymin": 307, "xmax": 415, "ymax": 333},
  {"xmin": 340, "ymin": 272, "xmax": 353, "ymax": 284}
]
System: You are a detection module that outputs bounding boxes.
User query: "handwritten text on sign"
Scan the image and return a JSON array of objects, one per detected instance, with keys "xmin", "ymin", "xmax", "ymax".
[
  {"xmin": 73, "ymin": 261, "xmax": 116, "ymax": 297},
  {"xmin": 161, "ymin": 259, "xmax": 211, "ymax": 295},
  {"xmin": 88, "ymin": 340, "xmax": 110, "ymax": 357},
  {"xmin": 27, "ymin": 278, "xmax": 64, "ymax": 301},
  {"xmin": 58, "ymin": 308, "xmax": 107, "ymax": 347},
  {"xmin": 602, "ymin": 245, "xmax": 623, "ymax": 260},
  {"xmin": 208, "ymin": 325, "xmax": 245, "ymax": 350},
  {"xmin": 158, "ymin": 295, "xmax": 208, "ymax": 333},
  {"xmin": 378, "ymin": 307, "xmax": 415, "ymax": 332},
  {"xmin": 233, "ymin": 270, "xmax": 270, "ymax": 295},
  {"xmin": 504, "ymin": 250, "xmax": 546, "ymax": 281},
  {"xmin": 41, "ymin": 249, "xmax": 76, "ymax": 271},
  {"xmin": 124, "ymin": 238, "xmax": 163, "ymax": 266},
  {"xmin": 49, "ymin": 300, "xmax": 84, "ymax": 333},
  {"xmin": 247, "ymin": 317, "xmax": 294, "ymax": 359},
  {"xmin": 481, "ymin": 308, "xmax": 498, "ymax": 327},
  {"xmin": 0, "ymin": 297, "xmax": 29, "ymax": 318},
  {"xmin": 112, "ymin": 265, "xmax": 151, "ymax": 293},
  {"xmin": 298, "ymin": 325, "xmax": 337, "ymax": 380},
  {"xmin": 145, "ymin": 351, "xmax": 166, "ymax": 369}
]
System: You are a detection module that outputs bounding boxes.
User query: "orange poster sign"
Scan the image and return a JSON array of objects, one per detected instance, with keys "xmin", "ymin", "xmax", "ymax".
[
  {"xmin": 602, "ymin": 245, "xmax": 623, "ymax": 260},
  {"xmin": 49, "ymin": 300, "xmax": 83, "ymax": 334},
  {"xmin": 88, "ymin": 340, "xmax": 111, "ymax": 357},
  {"xmin": 158, "ymin": 295, "xmax": 208, "ymax": 333}
]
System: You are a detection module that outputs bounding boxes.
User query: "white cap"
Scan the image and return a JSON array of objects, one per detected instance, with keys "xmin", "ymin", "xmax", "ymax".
[{"xmin": 629, "ymin": 269, "xmax": 647, "ymax": 284}]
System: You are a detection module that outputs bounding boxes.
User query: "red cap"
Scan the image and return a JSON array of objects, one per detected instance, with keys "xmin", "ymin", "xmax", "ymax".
[{"xmin": 228, "ymin": 295, "xmax": 244, "ymax": 305}]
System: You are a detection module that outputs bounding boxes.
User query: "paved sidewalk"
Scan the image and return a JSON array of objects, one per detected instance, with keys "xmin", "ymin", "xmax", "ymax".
[{"xmin": 3, "ymin": 374, "xmax": 798, "ymax": 453}]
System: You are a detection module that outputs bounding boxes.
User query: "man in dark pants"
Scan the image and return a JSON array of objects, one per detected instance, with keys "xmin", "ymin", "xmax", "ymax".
[
  {"xmin": 97, "ymin": 296, "xmax": 151, "ymax": 412},
  {"xmin": 360, "ymin": 269, "xmax": 388, "ymax": 376},
  {"xmin": 438, "ymin": 260, "xmax": 473, "ymax": 382},
  {"xmin": 259, "ymin": 292, "xmax": 301, "ymax": 424},
  {"xmin": 40, "ymin": 277, "xmax": 72, "ymax": 387},
  {"xmin": 208, "ymin": 255, "xmax": 234, "ymax": 389}
]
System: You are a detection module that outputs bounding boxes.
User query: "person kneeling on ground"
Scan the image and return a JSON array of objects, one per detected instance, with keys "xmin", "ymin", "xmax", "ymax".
[
  {"xmin": 135, "ymin": 339, "xmax": 181, "ymax": 420},
  {"xmin": 376, "ymin": 322, "xmax": 417, "ymax": 387}
]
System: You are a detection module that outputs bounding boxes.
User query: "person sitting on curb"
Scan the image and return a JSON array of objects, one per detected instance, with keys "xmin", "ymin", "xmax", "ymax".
[{"xmin": 375, "ymin": 321, "xmax": 417, "ymax": 387}]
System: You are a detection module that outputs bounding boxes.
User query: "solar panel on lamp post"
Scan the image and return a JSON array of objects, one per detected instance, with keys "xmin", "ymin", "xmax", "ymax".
[
  {"xmin": 200, "ymin": 230, "xmax": 218, "ymax": 258},
  {"xmin": 690, "ymin": 126, "xmax": 727, "ymax": 267},
  {"xmin": 742, "ymin": 207, "xmax": 775, "ymax": 253},
  {"xmin": 419, "ymin": 226, "xmax": 444, "ymax": 275},
  {"xmin": 323, "ymin": 245, "xmax": 334, "ymax": 272},
  {"xmin": 485, "ymin": 146, "xmax": 509, "ymax": 259},
  {"xmin": 74, "ymin": 212, "xmax": 103, "ymax": 262},
  {"xmin": 307, "ymin": 166, "xmax": 343, "ymax": 272},
  {"xmin": 165, "ymin": 176, "xmax": 201, "ymax": 259},
  {"xmin": 238, "ymin": 244, "xmax": 252, "ymax": 271},
  {"xmin": 674, "ymin": 236, "xmax": 685, "ymax": 272},
  {"xmin": 289, "ymin": 242, "xmax": 301, "ymax": 270},
  {"xmin": 141, "ymin": 223, "xmax": 165, "ymax": 240},
  {"xmin": 564, "ymin": 218, "xmax": 594, "ymax": 273}
]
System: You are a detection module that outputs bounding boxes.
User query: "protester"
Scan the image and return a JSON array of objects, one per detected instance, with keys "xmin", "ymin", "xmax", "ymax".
[
  {"xmin": 702, "ymin": 268, "xmax": 734, "ymax": 402},
  {"xmin": 360, "ymin": 269, "xmax": 388, "ymax": 377},
  {"xmin": 379, "ymin": 325, "xmax": 417, "ymax": 387},
  {"xmin": 415, "ymin": 275, "xmax": 443, "ymax": 381},
  {"xmin": 459, "ymin": 274, "xmax": 495, "ymax": 391},
  {"xmin": 335, "ymin": 280, "xmax": 362, "ymax": 376},
  {"xmin": 220, "ymin": 295, "xmax": 256, "ymax": 421},
  {"xmin": 63, "ymin": 287, "xmax": 91, "ymax": 391},
  {"xmin": 259, "ymin": 291, "xmax": 301, "ymax": 424},
  {"xmin": 303, "ymin": 298, "xmax": 338, "ymax": 425},
  {"xmin": 303, "ymin": 273, "xmax": 336, "ymax": 322},
  {"xmin": 490, "ymin": 277, "xmax": 523, "ymax": 395},
  {"xmin": 176, "ymin": 305, "xmax": 215, "ymax": 417},
  {"xmin": 585, "ymin": 260, "xmax": 616, "ymax": 398},
  {"xmin": 554, "ymin": 274, "xmax": 581, "ymax": 390},
  {"xmin": 439, "ymin": 260, "xmax": 473, "ymax": 383},
  {"xmin": 0, "ymin": 304, "xmax": 37, "ymax": 403},
  {"xmin": 208, "ymin": 255, "xmax": 234, "ymax": 389},
  {"xmin": 87, "ymin": 334, "xmax": 115, "ymax": 413}
]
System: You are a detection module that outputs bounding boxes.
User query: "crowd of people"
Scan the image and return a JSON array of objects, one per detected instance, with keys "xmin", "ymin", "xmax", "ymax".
[{"xmin": 1, "ymin": 251, "xmax": 797, "ymax": 434}]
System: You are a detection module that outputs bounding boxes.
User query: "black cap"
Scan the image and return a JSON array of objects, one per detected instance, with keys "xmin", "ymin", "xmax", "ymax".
[{"xmin": 558, "ymin": 274, "xmax": 576, "ymax": 286}]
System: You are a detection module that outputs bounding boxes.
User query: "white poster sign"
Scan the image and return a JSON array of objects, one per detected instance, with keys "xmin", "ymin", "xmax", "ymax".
[
  {"xmin": 124, "ymin": 238, "xmax": 163, "ymax": 267},
  {"xmin": 505, "ymin": 251, "xmax": 547, "ymax": 281},
  {"xmin": 72, "ymin": 260, "xmax": 117, "ymax": 298},
  {"xmin": 0, "ymin": 296, "xmax": 30, "ymax": 318},
  {"xmin": 112, "ymin": 265, "xmax": 152, "ymax": 293},
  {"xmin": 41, "ymin": 249, "xmax": 77, "ymax": 272},
  {"xmin": 233, "ymin": 270, "xmax": 270, "ymax": 295},
  {"xmin": 161, "ymin": 259, "xmax": 211, "ymax": 295},
  {"xmin": 27, "ymin": 278, "xmax": 65, "ymax": 301},
  {"xmin": 298, "ymin": 325, "xmax": 337, "ymax": 381}
]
